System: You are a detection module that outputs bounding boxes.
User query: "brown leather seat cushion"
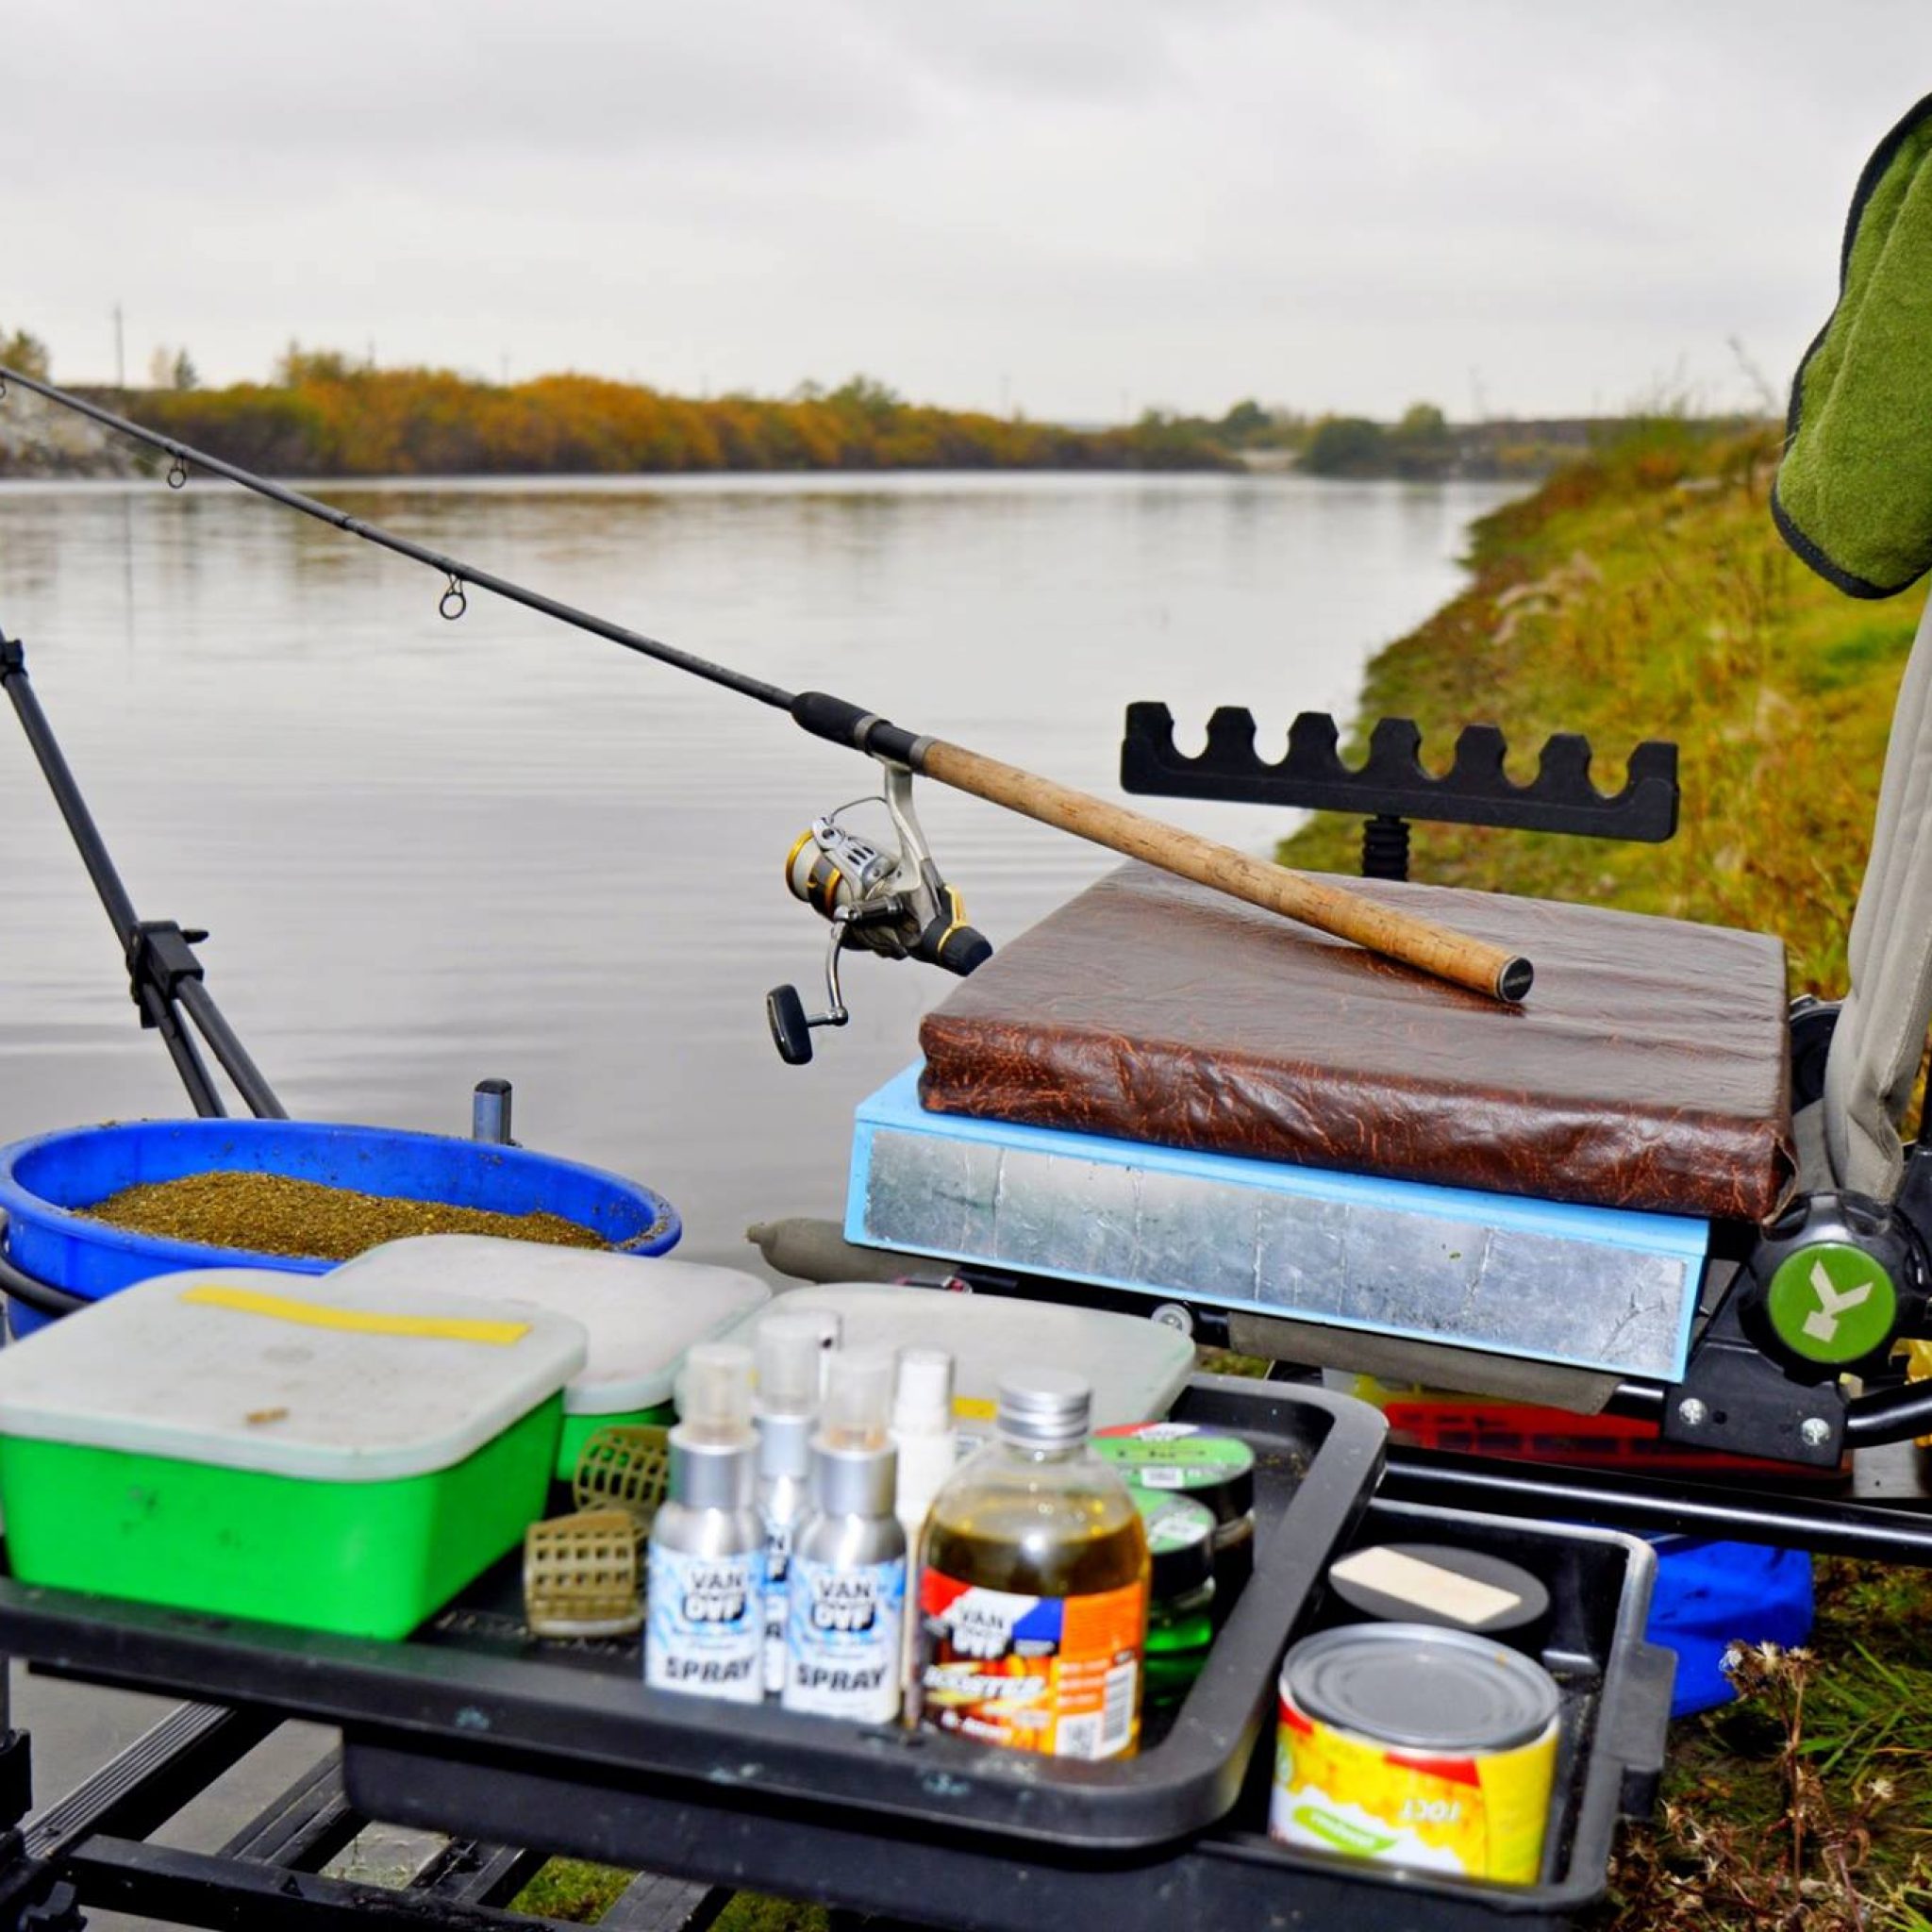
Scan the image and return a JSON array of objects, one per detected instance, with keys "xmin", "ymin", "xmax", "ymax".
[{"xmin": 918, "ymin": 864, "xmax": 1795, "ymax": 1222}]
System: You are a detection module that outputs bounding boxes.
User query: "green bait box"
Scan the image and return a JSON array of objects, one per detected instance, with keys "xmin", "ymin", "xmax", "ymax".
[{"xmin": 0, "ymin": 1267, "xmax": 587, "ymax": 1637}]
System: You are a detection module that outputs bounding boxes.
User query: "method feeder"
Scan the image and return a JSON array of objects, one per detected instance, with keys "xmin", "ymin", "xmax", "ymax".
[{"xmin": 0, "ymin": 364, "xmax": 1533, "ymax": 1059}]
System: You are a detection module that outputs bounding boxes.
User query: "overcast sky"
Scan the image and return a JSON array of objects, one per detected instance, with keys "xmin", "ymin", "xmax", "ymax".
[{"xmin": 7, "ymin": 1, "xmax": 1930, "ymax": 422}]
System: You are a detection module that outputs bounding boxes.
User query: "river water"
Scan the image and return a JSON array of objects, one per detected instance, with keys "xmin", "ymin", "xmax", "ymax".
[{"xmin": 0, "ymin": 471, "xmax": 1511, "ymax": 1271}]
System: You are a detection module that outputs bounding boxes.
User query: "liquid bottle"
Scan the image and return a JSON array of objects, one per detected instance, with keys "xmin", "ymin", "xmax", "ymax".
[
  {"xmin": 645, "ymin": 1341, "xmax": 765, "ymax": 1704},
  {"xmin": 891, "ymin": 1346, "xmax": 958, "ymax": 1697},
  {"xmin": 891, "ymin": 1346, "xmax": 958, "ymax": 1557},
  {"xmin": 755, "ymin": 1313, "xmax": 824, "ymax": 1698},
  {"xmin": 919, "ymin": 1368, "xmax": 1150, "ymax": 1759},
  {"xmin": 783, "ymin": 1349, "xmax": 907, "ymax": 1724}
]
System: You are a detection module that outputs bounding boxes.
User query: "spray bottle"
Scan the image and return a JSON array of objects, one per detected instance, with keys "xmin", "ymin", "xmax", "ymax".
[
  {"xmin": 891, "ymin": 1347, "xmax": 957, "ymax": 1711},
  {"xmin": 645, "ymin": 1341, "xmax": 765, "ymax": 1704},
  {"xmin": 755, "ymin": 1313, "xmax": 824, "ymax": 1697},
  {"xmin": 783, "ymin": 1349, "xmax": 907, "ymax": 1723}
]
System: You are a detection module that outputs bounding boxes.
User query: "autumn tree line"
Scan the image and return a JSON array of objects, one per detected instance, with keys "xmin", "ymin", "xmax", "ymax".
[
  {"xmin": 117, "ymin": 350, "xmax": 1250, "ymax": 476},
  {"xmin": 0, "ymin": 327, "xmax": 1612, "ymax": 480}
]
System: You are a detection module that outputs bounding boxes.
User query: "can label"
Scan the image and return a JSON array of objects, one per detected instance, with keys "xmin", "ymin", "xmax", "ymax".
[
  {"xmin": 1094, "ymin": 1424, "xmax": 1252, "ymax": 1494},
  {"xmin": 1271, "ymin": 1682, "xmax": 1557, "ymax": 1884},
  {"xmin": 644, "ymin": 1544, "xmax": 766, "ymax": 1704},
  {"xmin": 783, "ymin": 1553, "xmax": 906, "ymax": 1723},
  {"xmin": 919, "ymin": 1573, "xmax": 1144, "ymax": 1758}
]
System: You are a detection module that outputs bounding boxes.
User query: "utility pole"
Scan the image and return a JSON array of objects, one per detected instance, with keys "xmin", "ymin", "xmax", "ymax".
[{"xmin": 112, "ymin": 303, "xmax": 125, "ymax": 390}]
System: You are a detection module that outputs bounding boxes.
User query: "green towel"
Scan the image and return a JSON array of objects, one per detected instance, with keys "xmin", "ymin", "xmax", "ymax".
[{"xmin": 1774, "ymin": 91, "xmax": 1932, "ymax": 599}]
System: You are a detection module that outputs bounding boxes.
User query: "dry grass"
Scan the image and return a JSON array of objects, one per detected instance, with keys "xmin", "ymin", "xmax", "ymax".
[{"xmin": 1591, "ymin": 1562, "xmax": 1932, "ymax": 1931}]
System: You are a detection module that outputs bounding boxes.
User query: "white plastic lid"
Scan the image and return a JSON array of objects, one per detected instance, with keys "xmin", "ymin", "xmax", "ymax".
[
  {"xmin": 676, "ymin": 1341, "xmax": 755, "ymax": 1446},
  {"xmin": 727, "ymin": 1285, "xmax": 1193, "ymax": 1432},
  {"xmin": 332, "ymin": 1236, "xmax": 769, "ymax": 1415},
  {"xmin": 0, "ymin": 1267, "xmax": 588, "ymax": 1482},
  {"xmin": 822, "ymin": 1348, "xmax": 893, "ymax": 1450},
  {"xmin": 892, "ymin": 1347, "xmax": 954, "ymax": 1435},
  {"xmin": 756, "ymin": 1312, "xmax": 825, "ymax": 1419}
]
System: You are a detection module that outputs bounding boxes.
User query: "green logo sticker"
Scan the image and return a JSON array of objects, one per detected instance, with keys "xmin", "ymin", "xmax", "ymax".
[
  {"xmin": 1765, "ymin": 1243, "xmax": 1896, "ymax": 1364},
  {"xmin": 1292, "ymin": 1804, "xmax": 1398, "ymax": 1857}
]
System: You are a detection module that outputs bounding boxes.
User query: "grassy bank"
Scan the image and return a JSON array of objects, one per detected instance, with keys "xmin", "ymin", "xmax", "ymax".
[
  {"xmin": 1278, "ymin": 419, "xmax": 1925, "ymax": 992},
  {"xmin": 1284, "ymin": 424, "xmax": 1932, "ymax": 1930}
]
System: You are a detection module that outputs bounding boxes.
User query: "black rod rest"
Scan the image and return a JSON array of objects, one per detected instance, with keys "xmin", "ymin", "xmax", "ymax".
[
  {"xmin": 1122, "ymin": 704, "xmax": 1681, "ymax": 839},
  {"xmin": 1122, "ymin": 703, "xmax": 1679, "ymax": 883}
]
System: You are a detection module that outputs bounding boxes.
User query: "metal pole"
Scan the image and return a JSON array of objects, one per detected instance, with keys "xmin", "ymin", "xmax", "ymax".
[
  {"xmin": 1, "ymin": 636, "xmax": 142, "ymax": 941},
  {"xmin": 1382, "ymin": 1446, "xmax": 1932, "ymax": 1565},
  {"xmin": 138, "ymin": 984, "xmax": 227, "ymax": 1119},
  {"xmin": 175, "ymin": 977, "xmax": 287, "ymax": 1120}
]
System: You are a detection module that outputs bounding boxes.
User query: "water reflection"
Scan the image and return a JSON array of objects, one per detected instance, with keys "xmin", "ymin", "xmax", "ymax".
[{"xmin": 0, "ymin": 472, "xmax": 1511, "ymax": 1267}]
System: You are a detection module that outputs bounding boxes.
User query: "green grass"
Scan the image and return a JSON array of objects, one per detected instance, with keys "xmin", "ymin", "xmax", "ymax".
[
  {"xmin": 1279, "ymin": 417, "xmax": 1926, "ymax": 992},
  {"xmin": 508, "ymin": 1859, "xmax": 829, "ymax": 1927}
]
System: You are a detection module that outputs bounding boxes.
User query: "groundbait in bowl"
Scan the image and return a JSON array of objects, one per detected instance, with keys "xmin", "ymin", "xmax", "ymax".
[{"xmin": 0, "ymin": 1117, "xmax": 681, "ymax": 1336}]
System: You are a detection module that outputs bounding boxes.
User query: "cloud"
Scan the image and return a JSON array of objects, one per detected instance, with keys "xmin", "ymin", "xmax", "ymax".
[{"xmin": 5, "ymin": 0, "xmax": 1929, "ymax": 417}]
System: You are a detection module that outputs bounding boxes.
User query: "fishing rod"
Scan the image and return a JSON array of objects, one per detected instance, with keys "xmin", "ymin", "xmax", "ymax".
[{"xmin": 0, "ymin": 363, "xmax": 1533, "ymax": 1060}]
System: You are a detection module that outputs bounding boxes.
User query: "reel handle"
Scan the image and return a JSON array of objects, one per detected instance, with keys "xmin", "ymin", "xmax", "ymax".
[{"xmin": 767, "ymin": 984, "xmax": 844, "ymax": 1066}]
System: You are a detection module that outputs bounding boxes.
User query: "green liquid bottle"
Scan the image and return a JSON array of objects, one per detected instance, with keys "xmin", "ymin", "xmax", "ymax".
[{"xmin": 1135, "ymin": 1490, "xmax": 1217, "ymax": 1713}]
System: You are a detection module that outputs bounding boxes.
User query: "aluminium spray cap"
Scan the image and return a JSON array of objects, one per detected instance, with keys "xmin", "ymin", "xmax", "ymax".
[
  {"xmin": 892, "ymin": 1347, "xmax": 954, "ymax": 1435},
  {"xmin": 996, "ymin": 1368, "xmax": 1091, "ymax": 1448},
  {"xmin": 756, "ymin": 1313, "xmax": 824, "ymax": 1420},
  {"xmin": 821, "ymin": 1347, "xmax": 894, "ymax": 1452},
  {"xmin": 675, "ymin": 1341, "xmax": 755, "ymax": 1446}
]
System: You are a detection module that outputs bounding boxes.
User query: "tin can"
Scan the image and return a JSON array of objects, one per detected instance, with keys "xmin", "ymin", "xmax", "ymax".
[{"xmin": 1272, "ymin": 1624, "xmax": 1560, "ymax": 1885}]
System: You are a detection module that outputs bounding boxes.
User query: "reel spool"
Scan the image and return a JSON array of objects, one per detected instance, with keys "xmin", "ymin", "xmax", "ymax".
[{"xmin": 767, "ymin": 762, "xmax": 991, "ymax": 1064}]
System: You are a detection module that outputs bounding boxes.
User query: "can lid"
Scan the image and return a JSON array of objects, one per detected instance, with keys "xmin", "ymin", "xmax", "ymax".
[
  {"xmin": 1134, "ymin": 1490, "xmax": 1215, "ymax": 1597},
  {"xmin": 1284, "ymin": 1624, "xmax": 1561, "ymax": 1753},
  {"xmin": 1092, "ymin": 1424, "xmax": 1255, "ymax": 1522},
  {"xmin": 1326, "ymin": 1543, "xmax": 1550, "ymax": 1636}
]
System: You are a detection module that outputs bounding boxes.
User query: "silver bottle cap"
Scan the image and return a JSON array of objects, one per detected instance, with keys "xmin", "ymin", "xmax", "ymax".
[{"xmin": 996, "ymin": 1368, "xmax": 1091, "ymax": 1448}]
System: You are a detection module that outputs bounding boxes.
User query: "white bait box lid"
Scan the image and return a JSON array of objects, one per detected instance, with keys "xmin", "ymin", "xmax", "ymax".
[
  {"xmin": 725, "ymin": 1281, "xmax": 1194, "ymax": 1430},
  {"xmin": 0, "ymin": 1267, "xmax": 589, "ymax": 1481},
  {"xmin": 332, "ymin": 1237, "xmax": 771, "ymax": 1414}
]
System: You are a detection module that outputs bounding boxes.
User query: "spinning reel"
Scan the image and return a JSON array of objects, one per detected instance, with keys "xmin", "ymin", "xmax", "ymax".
[{"xmin": 766, "ymin": 761, "xmax": 991, "ymax": 1064}]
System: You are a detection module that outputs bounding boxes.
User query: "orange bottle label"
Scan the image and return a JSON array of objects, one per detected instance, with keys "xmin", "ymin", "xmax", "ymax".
[{"xmin": 918, "ymin": 1571, "xmax": 1144, "ymax": 1758}]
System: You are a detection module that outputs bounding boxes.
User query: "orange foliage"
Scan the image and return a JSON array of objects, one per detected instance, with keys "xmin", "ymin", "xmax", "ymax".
[{"xmin": 130, "ymin": 362, "xmax": 1232, "ymax": 477}]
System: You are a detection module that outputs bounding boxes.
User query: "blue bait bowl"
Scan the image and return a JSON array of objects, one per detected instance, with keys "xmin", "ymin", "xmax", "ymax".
[{"xmin": 0, "ymin": 1117, "xmax": 679, "ymax": 1335}]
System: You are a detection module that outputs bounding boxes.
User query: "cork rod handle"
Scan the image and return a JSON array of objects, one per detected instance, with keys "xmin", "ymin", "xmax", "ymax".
[{"xmin": 918, "ymin": 739, "xmax": 1532, "ymax": 1004}]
